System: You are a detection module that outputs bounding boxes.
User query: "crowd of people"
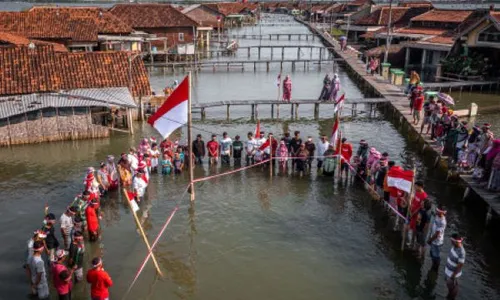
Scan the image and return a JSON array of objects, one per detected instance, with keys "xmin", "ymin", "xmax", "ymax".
[
  {"xmin": 406, "ymin": 72, "xmax": 499, "ymax": 191},
  {"xmin": 24, "ymin": 126, "xmax": 468, "ymax": 299}
]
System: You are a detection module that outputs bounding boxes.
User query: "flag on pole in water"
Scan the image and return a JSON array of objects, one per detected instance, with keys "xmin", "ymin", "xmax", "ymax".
[
  {"xmin": 330, "ymin": 94, "xmax": 345, "ymax": 147},
  {"xmin": 277, "ymin": 73, "xmax": 281, "ymax": 87},
  {"xmin": 387, "ymin": 166, "xmax": 414, "ymax": 193},
  {"xmin": 148, "ymin": 76, "xmax": 189, "ymax": 138},
  {"xmin": 254, "ymin": 119, "xmax": 260, "ymax": 138}
]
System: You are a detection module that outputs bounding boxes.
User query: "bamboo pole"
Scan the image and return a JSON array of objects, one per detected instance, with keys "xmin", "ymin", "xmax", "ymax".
[
  {"xmin": 400, "ymin": 166, "xmax": 416, "ymax": 251},
  {"xmin": 188, "ymin": 72, "xmax": 195, "ymax": 201},
  {"xmin": 122, "ymin": 188, "xmax": 163, "ymax": 276},
  {"xmin": 269, "ymin": 135, "xmax": 273, "ymax": 178}
]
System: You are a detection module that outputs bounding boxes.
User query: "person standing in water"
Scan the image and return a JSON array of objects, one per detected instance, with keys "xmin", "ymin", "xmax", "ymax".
[
  {"xmin": 87, "ymin": 257, "xmax": 113, "ymax": 300},
  {"xmin": 192, "ymin": 134, "xmax": 205, "ymax": 165},
  {"xmin": 290, "ymin": 131, "xmax": 302, "ymax": 169},
  {"xmin": 68, "ymin": 231, "xmax": 85, "ymax": 283},
  {"xmin": 428, "ymin": 204, "xmax": 447, "ymax": 270},
  {"xmin": 316, "ymin": 135, "xmax": 330, "ymax": 170},
  {"xmin": 282, "ymin": 75, "xmax": 292, "ymax": 102},
  {"xmin": 245, "ymin": 132, "xmax": 257, "ymax": 165},
  {"xmin": 445, "ymin": 233, "xmax": 466, "ymax": 300},
  {"xmin": 207, "ymin": 134, "xmax": 220, "ymax": 166},
  {"xmin": 220, "ymin": 132, "xmax": 233, "ymax": 165},
  {"xmin": 27, "ymin": 241, "xmax": 49, "ymax": 299},
  {"xmin": 60, "ymin": 206, "xmax": 76, "ymax": 250},
  {"xmin": 232, "ymin": 135, "xmax": 244, "ymax": 165}
]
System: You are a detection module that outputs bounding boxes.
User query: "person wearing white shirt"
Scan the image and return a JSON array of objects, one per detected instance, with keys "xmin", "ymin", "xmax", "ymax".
[
  {"xmin": 133, "ymin": 169, "xmax": 148, "ymax": 200},
  {"xmin": 246, "ymin": 132, "xmax": 257, "ymax": 165},
  {"xmin": 316, "ymin": 135, "xmax": 330, "ymax": 169},
  {"xmin": 256, "ymin": 131, "xmax": 267, "ymax": 148},
  {"xmin": 127, "ymin": 147, "xmax": 139, "ymax": 172},
  {"xmin": 220, "ymin": 132, "xmax": 233, "ymax": 165},
  {"xmin": 60, "ymin": 207, "xmax": 76, "ymax": 250},
  {"xmin": 427, "ymin": 204, "xmax": 447, "ymax": 270}
]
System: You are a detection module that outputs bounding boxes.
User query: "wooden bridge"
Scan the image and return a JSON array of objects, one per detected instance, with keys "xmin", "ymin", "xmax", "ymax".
[
  {"xmin": 211, "ymin": 33, "xmax": 316, "ymax": 41},
  {"xmin": 199, "ymin": 45, "xmax": 334, "ymax": 61},
  {"xmin": 145, "ymin": 58, "xmax": 342, "ymax": 72},
  {"xmin": 191, "ymin": 98, "xmax": 388, "ymax": 119}
]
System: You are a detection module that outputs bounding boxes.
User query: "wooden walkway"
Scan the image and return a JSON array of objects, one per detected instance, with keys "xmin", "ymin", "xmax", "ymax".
[
  {"xmin": 303, "ymin": 20, "xmax": 500, "ymax": 219},
  {"xmin": 191, "ymin": 98, "xmax": 387, "ymax": 119},
  {"xmin": 145, "ymin": 58, "xmax": 340, "ymax": 72},
  {"xmin": 212, "ymin": 33, "xmax": 316, "ymax": 41}
]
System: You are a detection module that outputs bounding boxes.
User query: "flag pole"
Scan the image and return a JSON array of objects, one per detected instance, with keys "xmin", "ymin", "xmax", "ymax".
[
  {"xmin": 269, "ymin": 135, "xmax": 273, "ymax": 178},
  {"xmin": 122, "ymin": 188, "xmax": 163, "ymax": 277},
  {"xmin": 188, "ymin": 72, "xmax": 195, "ymax": 202}
]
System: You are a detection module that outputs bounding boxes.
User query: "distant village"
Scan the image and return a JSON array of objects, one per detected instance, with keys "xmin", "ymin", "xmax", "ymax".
[{"xmin": 0, "ymin": 0, "xmax": 499, "ymax": 146}]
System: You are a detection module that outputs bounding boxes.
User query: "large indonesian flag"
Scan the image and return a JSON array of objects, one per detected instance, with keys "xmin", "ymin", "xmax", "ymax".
[
  {"xmin": 148, "ymin": 76, "xmax": 189, "ymax": 138},
  {"xmin": 387, "ymin": 166, "xmax": 414, "ymax": 193}
]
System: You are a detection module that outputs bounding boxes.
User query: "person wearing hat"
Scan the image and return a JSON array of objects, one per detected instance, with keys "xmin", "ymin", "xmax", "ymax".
[
  {"xmin": 27, "ymin": 240, "xmax": 49, "ymax": 299},
  {"xmin": 207, "ymin": 134, "xmax": 220, "ymax": 165},
  {"xmin": 127, "ymin": 147, "xmax": 139, "ymax": 172},
  {"xmin": 85, "ymin": 200, "xmax": 100, "ymax": 242},
  {"xmin": 105, "ymin": 155, "xmax": 119, "ymax": 190},
  {"xmin": 60, "ymin": 206, "xmax": 76, "ymax": 250},
  {"xmin": 133, "ymin": 168, "xmax": 148, "ymax": 201},
  {"xmin": 220, "ymin": 132, "xmax": 233, "ymax": 165},
  {"xmin": 428, "ymin": 204, "xmax": 447, "ymax": 270},
  {"xmin": 68, "ymin": 231, "xmax": 85, "ymax": 282},
  {"xmin": 87, "ymin": 257, "xmax": 113, "ymax": 300},
  {"xmin": 232, "ymin": 135, "xmax": 244, "ymax": 165},
  {"xmin": 42, "ymin": 213, "xmax": 59, "ymax": 262},
  {"xmin": 52, "ymin": 249, "xmax": 74, "ymax": 300},
  {"xmin": 192, "ymin": 134, "xmax": 206, "ymax": 165},
  {"xmin": 445, "ymin": 233, "xmax": 466, "ymax": 300}
]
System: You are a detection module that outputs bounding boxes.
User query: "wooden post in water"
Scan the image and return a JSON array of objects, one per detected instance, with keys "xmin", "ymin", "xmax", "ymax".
[
  {"xmin": 271, "ymin": 47, "xmax": 274, "ymax": 59},
  {"xmin": 281, "ymin": 47, "xmax": 285, "ymax": 60},
  {"xmin": 277, "ymin": 104, "xmax": 280, "ymax": 118},
  {"xmin": 123, "ymin": 188, "xmax": 163, "ymax": 277},
  {"xmin": 254, "ymin": 62, "xmax": 257, "ymax": 72},
  {"xmin": 314, "ymin": 103, "xmax": 319, "ymax": 120},
  {"xmin": 248, "ymin": 48, "xmax": 251, "ymax": 58},
  {"xmin": 288, "ymin": 34, "xmax": 291, "ymax": 40},
  {"xmin": 255, "ymin": 104, "xmax": 259, "ymax": 119},
  {"xmin": 226, "ymin": 104, "xmax": 230, "ymax": 119},
  {"xmin": 290, "ymin": 103, "xmax": 294, "ymax": 117},
  {"xmin": 201, "ymin": 108, "xmax": 206, "ymax": 120},
  {"xmin": 297, "ymin": 47, "xmax": 300, "ymax": 60},
  {"xmin": 266, "ymin": 62, "xmax": 270, "ymax": 72},
  {"xmin": 271, "ymin": 104, "xmax": 274, "ymax": 118},
  {"xmin": 295, "ymin": 104, "xmax": 299, "ymax": 119},
  {"xmin": 258, "ymin": 47, "xmax": 261, "ymax": 59},
  {"xmin": 251, "ymin": 104, "xmax": 255, "ymax": 119}
]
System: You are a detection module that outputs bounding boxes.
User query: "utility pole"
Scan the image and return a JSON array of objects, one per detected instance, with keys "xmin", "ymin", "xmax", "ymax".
[{"xmin": 384, "ymin": 0, "xmax": 394, "ymax": 63}]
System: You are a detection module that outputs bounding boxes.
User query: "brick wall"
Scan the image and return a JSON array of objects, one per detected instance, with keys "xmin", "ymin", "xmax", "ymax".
[
  {"xmin": 141, "ymin": 27, "xmax": 195, "ymax": 49},
  {"xmin": 0, "ymin": 111, "xmax": 109, "ymax": 146}
]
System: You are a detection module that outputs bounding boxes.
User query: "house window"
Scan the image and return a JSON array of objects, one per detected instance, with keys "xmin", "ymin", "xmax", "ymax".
[
  {"xmin": 178, "ymin": 33, "xmax": 184, "ymax": 42},
  {"xmin": 478, "ymin": 25, "xmax": 500, "ymax": 43}
]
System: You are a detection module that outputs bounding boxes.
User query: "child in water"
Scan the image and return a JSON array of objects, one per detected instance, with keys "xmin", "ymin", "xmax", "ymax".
[
  {"xmin": 160, "ymin": 153, "xmax": 172, "ymax": 175},
  {"xmin": 173, "ymin": 152, "xmax": 184, "ymax": 174}
]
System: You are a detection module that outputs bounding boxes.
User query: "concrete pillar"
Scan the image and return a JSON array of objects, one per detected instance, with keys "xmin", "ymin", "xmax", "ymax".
[
  {"xmin": 404, "ymin": 47, "xmax": 410, "ymax": 72},
  {"xmin": 421, "ymin": 49, "xmax": 427, "ymax": 74}
]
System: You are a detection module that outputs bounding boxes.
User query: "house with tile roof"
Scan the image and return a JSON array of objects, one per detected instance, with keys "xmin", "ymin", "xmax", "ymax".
[
  {"xmin": 182, "ymin": 4, "xmax": 225, "ymax": 29},
  {"xmin": 109, "ymin": 3, "xmax": 201, "ymax": 52},
  {"xmin": 0, "ymin": 7, "xmax": 136, "ymax": 52},
  {"xmin": 372, "ymin": 9, "xmax": 483, "ymax": 80},
  {"xmin": 0, "ymin": 31, "xmax": 68, "ymax": 52},
  {"xmin": 0, "ymin": 45, "xmax": 151, "ymax": 145},
  {"xmin": 345, "ymin": 5, "xmax": 431, "ymax": 42},
  {"xmin": 449, "ymin": 9, "xmax": 500, "ymax": 78}
]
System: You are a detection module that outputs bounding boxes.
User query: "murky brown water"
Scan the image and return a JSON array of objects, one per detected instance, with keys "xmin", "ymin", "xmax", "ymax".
[{"xmin": 1, "ymin": 9, "xmax": 500, "ymax": 300}]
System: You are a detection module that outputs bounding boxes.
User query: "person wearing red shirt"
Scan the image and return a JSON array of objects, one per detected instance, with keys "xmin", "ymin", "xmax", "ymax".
[
  {"xmin": 85, "ymin": 200, "xmax": 99, "ymax": 242},
  {"xmin": 87, "ymin": 257, "xmax": 113, "ymax": 300},
  {"xmin": 339, "ymin": 138, "xmax": 353, "ymax": 178},
  {"xmin": 52, "ymin": 249, "xmax": 74, "ymax": 300},
  {"xmin": 408, "ymin": 181, "xmax": 428, "ymax": 246},
  {"xmin": 412, "ymin": 91, "xmax": 425, "ymax": 125},
  {"xmin": 206, "ymin": 134, "xmax": 220, "ymax": 165}
]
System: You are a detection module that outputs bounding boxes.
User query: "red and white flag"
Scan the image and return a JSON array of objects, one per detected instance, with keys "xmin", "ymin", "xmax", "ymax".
[
  {"xmin": 387, "ymin": 166, "xmax": 414, "ymax": 193},
  {"xmin": 334, "ymin": 94, "xmax": 345, "ymax": 113},
  {"xmin": 254, "ymin": 120, "xmax": 260, "ymax": 138},
  {"xmin": 148, "ymin": 76, "xmax": 189, "ymax": 138},
  {"xmin": 277, "ymin": 73, "xmax": 281, "ymax": 87},
  {"xmin": 330, "ymin": 115, "xmax": 339, "ymax": 146}
]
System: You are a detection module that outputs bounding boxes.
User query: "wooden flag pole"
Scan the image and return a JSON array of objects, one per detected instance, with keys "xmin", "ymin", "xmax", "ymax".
[
  {"xmin": 269, "ymin": 135, "xmax": 273, "ymax": 178},
  {"xmin": 400, "ymin": 166, "xmax": 416, "ymax": 251},
  {"xmin": 122, "ymin": 188, "xmax": 163, "ymax": 276},
  {"xmin": 188, "ymin": 72, "xmax": 195, "ymax": 201}
]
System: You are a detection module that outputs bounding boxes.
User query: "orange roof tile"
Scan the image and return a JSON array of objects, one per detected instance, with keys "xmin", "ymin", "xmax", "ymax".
[
  {"xmin": 490, "ymin": 11, "xmax": 500, "ymax": 23},
  {"xmin": 356, "ymin": 7, "xmax": 430, "ymax": 26},
  {"xmin": 394, "ymin": 27, "xmax": 448, "ymax": 35},
  {"xmin": 109, "ymin": 4, "xmax": 199, "ymax": 28},
  {"xmin": 28, "ymin": 7, "xmax": 133, "ymax": 35},
  {"xmin": 410, "ymin": 9, "xmax": 473, "ymax": 23},
  {"xmin": 0, "ymin": 46, "xmax": 150, "ymax": 97},
  {"xmin": 0, "ymin": 31, "xmax": 67, "ymax": 52}
]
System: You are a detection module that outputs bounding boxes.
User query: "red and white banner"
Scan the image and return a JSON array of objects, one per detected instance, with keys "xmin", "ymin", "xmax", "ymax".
[
  {"xmin": 254, "ymin": 119, "xmax": 260, "ymax": 138},
  {"xmin": 330, "ymin": 115, "xmax": 339, "ymax": 146},
  {"xmin": 334, "ymin": 94, "xmax": 345, "ymax": 113},
  {"xmin": 387, "ymin": 166, "xmax": 414, "ymax": 193},
  {"xmin": 148, "ymin": 76, "xmax": 189, "ymax": 138}
]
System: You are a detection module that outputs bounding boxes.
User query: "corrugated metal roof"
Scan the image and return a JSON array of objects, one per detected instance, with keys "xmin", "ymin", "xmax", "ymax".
[{"xmin": 0, "ymin": 87, "xmax": 137, "ymax": 120}]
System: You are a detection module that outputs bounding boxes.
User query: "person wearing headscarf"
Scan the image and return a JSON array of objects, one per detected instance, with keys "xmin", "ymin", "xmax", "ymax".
[
  {"xmin": 476, "ymin": 123, "xmax": 495, "ymax": 169},
  {"xmin": 139, "ymin": 138, "xmax": 151, "ymax": 154},
  {"xmin": 282, "ymin": 75, "xmax": 292, "ymax": 102},
  {"xmin": 322, "ymin": 144, "xmax": 336, "ymax": 176},
  {"xmin": 105, "ymin": 155, "xmax": 119, "ymax": 190},
  {"xmin": 328, "ymin": 73, "xmax": 341, "ymax": 102},
  {"xmin": 467, "ymin": 125, "xmax": 481, "ymax": 167},
  {"xmin": 369, "ymin": 151, "xmax": 382, "ymax": 185},
  {"xmin": 276, "ymin": 140, "xmax": 289, "ymax": 169},
  {"xmin": 355, "ymin": 140, "xmax": 369, "ymax": 179},
  {"xmin": 319, "ymin": 74, "xmax": 331, "ymax": 101}
]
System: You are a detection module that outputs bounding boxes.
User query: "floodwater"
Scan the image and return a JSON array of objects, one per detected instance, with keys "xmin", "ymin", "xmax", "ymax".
[{"xmin": 1, "ymin": 11, "xmax": 500, "ymax": 300}]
